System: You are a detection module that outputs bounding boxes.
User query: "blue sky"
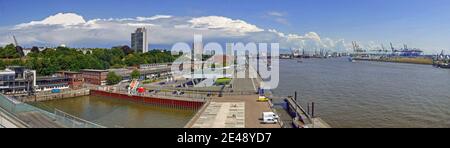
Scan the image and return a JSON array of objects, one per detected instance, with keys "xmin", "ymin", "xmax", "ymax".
[{"xmin": 1, "ymin": 0, "xmax": 450, "ymax": 53}]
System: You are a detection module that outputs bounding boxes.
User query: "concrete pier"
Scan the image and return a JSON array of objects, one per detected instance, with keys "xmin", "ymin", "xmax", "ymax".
[
  {"xmin": 186, "ymin": 95, "xmax": 281, "ymax": 128},
  {"xmin": 15, "ymin": 89, "xmax": 90, "ymax": 103}
]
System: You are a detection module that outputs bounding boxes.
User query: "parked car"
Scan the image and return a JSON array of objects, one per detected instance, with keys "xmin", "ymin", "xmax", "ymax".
[
  {"xmin": 257, "ymin": 96, "xmax": 269, "ymax": 102},
  {"xmin": 262, "ymin": 112, "xmax": 279, "ymax": 124}
]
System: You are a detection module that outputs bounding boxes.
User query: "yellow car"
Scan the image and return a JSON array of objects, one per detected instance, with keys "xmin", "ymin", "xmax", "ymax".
[{"xmin": 257, "ymin": 96, "xmax": 269, "ymax": 102}]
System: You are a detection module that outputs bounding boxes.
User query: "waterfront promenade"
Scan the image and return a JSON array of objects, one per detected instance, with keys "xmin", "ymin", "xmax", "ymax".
[
  {"xmin": 186, "ymin": 75, "xmax": 280, "ymax": 128},
  {"xmin": 186, "ymin": 94, "xmax": 280, "ymax": 128}
]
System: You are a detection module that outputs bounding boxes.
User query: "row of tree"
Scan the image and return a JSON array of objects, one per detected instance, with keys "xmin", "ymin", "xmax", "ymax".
[
  {"xmin": 0, "ymin": 44, "xmax": 22, "ymax": 59},
  {"xmin": 106, "ymin": 69, "xmax": 141, "ymax": 85},
  {"xmin": 0, "ymin": 44, "xmax": 179, "ymax": 76}
]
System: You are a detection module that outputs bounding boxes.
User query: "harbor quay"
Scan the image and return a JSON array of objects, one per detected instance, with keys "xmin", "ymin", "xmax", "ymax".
[
  {"xmin": 0, "ymin": 60, "xmax": 328, "ymax": 128},
  {"xmin": 4, "ymin": 0, "xmax": 450, "ymax": 131},
  {"xmin": 0, "ymin": 44, "xmax": 330, "ymax": 128},
  {"xmin": 186, "ymin": 94, "xmax": 280, "ymax": 128}
]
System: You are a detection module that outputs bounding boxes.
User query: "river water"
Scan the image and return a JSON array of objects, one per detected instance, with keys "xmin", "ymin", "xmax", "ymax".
[
  {"xmin": 32, "ymin": 57, "xmax": 450, "ymax": 128},
  {"xmin": 273, "ymin": 57, "xmax": 450, "ymax": 128},
  {"xmin": 33, "ymin": 96, "xmax": 195, "ymax": 128}
]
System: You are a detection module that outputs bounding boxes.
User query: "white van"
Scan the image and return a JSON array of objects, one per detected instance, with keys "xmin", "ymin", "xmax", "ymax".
[{"xmin": 262, "ymin": 112, "xmax": 279, "ymax": 124}]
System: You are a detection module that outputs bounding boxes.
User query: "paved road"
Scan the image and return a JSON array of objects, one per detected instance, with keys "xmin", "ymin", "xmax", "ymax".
[{"xmin": 232, "ymin": 78, "xmax": 258, "ymax": 92}]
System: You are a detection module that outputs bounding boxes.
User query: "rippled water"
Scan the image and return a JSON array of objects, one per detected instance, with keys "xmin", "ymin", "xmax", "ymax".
[
  {"xmin": 273, "ymin": 58, "xmax": 450, "ymax": 128},
  {"xmin": 33, "ymin": 96, "xmax": 195, "ymax": 128}
]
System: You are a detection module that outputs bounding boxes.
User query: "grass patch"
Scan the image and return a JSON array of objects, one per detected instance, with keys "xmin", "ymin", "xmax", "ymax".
[
  {"xmin": 382, "ymin": 57, "xmax": 433, "ymax": 65},
  {"xmin": 215, "ymin": 78, "xmax": 232, "ymax": 85}
]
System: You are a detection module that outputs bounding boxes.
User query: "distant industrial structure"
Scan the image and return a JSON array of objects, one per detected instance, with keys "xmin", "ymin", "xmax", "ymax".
[
  {"xmin": 131, "ymin": 27, "xmax": 149, "ymax": 53},
  {"xmin": 351, "ymin": 41, "xmax": 424, "ymax": 58},
  {"xmin": 433, "ymin": 50, "xmax": 450, "ymax": 68},
  {"xmin": 287, "ymin": 48, "xmax": 348, "ymax": 59}
]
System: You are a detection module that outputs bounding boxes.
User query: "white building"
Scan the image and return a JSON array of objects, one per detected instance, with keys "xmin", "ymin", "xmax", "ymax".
[{"xmin": 131, "ymin": 27, "xmax": 149, "ymax": 53}]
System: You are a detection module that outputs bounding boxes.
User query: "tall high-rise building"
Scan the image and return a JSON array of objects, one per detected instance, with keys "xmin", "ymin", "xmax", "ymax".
[{"xmin": 131, "ymin": 27, "xmax": 148, "ymax": 53}]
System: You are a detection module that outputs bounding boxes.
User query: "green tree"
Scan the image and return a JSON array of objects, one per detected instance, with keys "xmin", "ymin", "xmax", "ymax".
[
  {"xmin": 131, "ymin": 69, "xmax": 141, "ymax": 79},
  {"xmin": 111, "ymin": 46, "xmax": 125, "ymax": 58},
  {"xmin": 0, "ymin": 45, "xmax": 177, "ymax": 76},
  {"xmin": 31, "ymin": 46, "xmax": 40, "ymax": 53},
  {"xmin": 106, "ymin": 72, "xmax": 122, "ymax": 85},
  {"xmin": 211, "ymin": 63, "xmax": 216, "ymax": 69},
  {"xmin": 0, "ymin": 44, "xmax": 20, "ymax": 58},
  {"xmin": 121, "ymin": 45, "xmax": 134, "ymax": 55},
  {"xmin": 0, "ymin": 60, "xmax": 5, "ymax": 70},
  {"xmin": 124, "ymin": 53, "xmax": 145, "ymax": 66}
]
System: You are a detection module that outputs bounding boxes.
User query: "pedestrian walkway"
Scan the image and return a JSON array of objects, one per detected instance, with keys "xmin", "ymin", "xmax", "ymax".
[{"xmin": 191, "ymin": 102, "xmax": 245, "ymax": 128}]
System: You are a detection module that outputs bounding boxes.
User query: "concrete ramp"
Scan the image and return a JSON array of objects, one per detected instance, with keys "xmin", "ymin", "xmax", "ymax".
[
  {"xmin": 17, "ymin": 112, "xmax": 64, "ymax": 128},
  {"xmin": 232, "ymin": 78, "xmax": 258, "ymax": 92},
  {"xmin": 191, "ymin": 102, "xmax": 245, "ymax": 128},
  {"xmin": 195, "ymin": 78, "xmax": 215, "ymax": 87}
]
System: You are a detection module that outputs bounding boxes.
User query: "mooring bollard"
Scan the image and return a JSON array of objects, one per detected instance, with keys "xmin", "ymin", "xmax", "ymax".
[{"xmin": 307, "ymin": 103, "xmax": 310, "ymax": 116}]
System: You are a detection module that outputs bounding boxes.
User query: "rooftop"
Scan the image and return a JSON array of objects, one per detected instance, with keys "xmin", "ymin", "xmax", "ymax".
[
  {"xmin": 57, "ymin": 71, "xmax": 82, "ymax": 74},
  {"xmin": 36, "ymin": 76, "xmax": 69, "ymax": 81},
  {"xmin": 0, "ymin": 69, "xmax": 15, "ymax": 74},
  {"xmin": 80, "ymin": 69, "xmax": 109, "ymax": 72}
]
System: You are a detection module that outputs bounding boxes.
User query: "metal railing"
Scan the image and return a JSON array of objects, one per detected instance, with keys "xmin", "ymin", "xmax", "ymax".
[
  {"xmin": 0, "ymin": 94, "xmax": 105, "ymax": 128},
  {"xmin": 98, "ymin": 86, "xmax": 210, "ymax": 102},
  {"xmin": 0, "ymin": 106, "xmax": 29, "ymax": 128},
  {"xmin": 54, "ymin": 109, "xmax": 105, "ymax": 128}
]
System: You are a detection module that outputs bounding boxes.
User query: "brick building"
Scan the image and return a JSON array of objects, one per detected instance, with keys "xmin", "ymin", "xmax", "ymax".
[
  {"xmin": 80, "ymin": 69, "xmax": 108, "ymax": 86},
  {"xmin": 56, "ymin": 71, "xmax": 84, "ymax": 89}
]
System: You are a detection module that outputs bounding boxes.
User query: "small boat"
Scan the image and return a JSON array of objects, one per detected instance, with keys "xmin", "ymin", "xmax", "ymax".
[
  {"xmin": 297, "ymin": 60, "xmax": 303, "ymax": 63},
  {"xmin": 438, "ymin": 63, "xmax": 450, "ymax": 69}
]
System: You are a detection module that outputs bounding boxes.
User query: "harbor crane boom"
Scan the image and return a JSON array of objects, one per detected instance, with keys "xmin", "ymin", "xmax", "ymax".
[
  {"xmin": 381, "ymin": 44, "xmax": 386, "ymax": 52},
  {"xmin": 13, "ymin": 35, "xmax": 19, "ymax": 46},
  {"xmin": 390, "ymin": 42, "xmax": 395, "ymax": 52}
]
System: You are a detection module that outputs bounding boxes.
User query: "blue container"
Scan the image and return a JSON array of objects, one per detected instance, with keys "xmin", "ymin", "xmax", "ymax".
[{"xmin": 51, "ymin": 89, "xmax": 61, "ymax": 93}]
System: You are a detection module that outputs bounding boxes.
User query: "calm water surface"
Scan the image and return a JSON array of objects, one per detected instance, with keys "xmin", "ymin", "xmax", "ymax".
[
  {"xmin": 274, "ymin": 58, "xmax": 450, "ymax": 128},
  {"xmin": 33, "ymin": 96, "xmax": 195, "ymax": 128}
]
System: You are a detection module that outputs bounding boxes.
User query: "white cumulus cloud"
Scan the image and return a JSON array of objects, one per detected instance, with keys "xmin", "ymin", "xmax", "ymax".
[
  {"xmin": 136, "ymin": 15, "xmax": 173, "ymax": 21},
  {"xmin": 14, "ymin": 13, "xmax": 86, "ymax": 29},
  {"xmin": 1, "ymin": 12, "xmax": 352, "ymax": 52},
  {"xmin": 188, "ymin": 16, "xmax": 264, "ymax": 35}
]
